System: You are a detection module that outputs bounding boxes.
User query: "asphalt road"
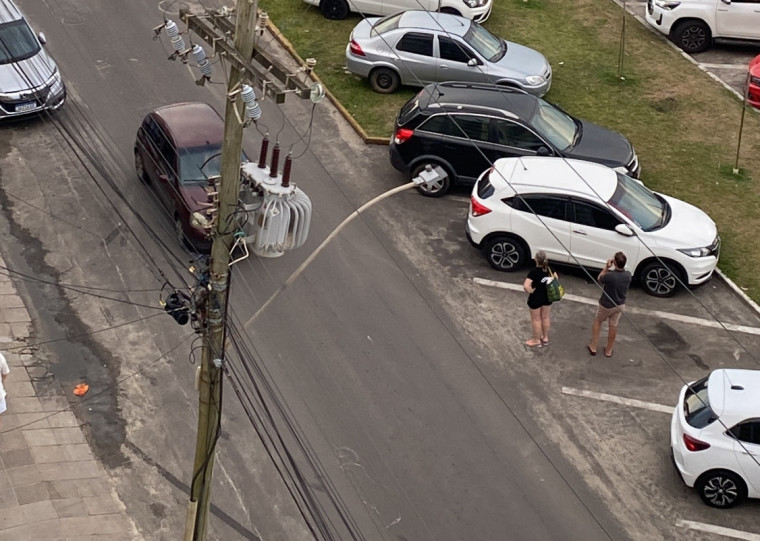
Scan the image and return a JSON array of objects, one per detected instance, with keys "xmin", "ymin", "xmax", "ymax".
[{"xmin": 1, "ymin": 0, "xmax": 759, "ymax": 540}]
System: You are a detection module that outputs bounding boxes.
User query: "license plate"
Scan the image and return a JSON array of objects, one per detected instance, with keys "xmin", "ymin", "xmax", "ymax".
[{"xmin": 15, "ymin": 101, "xmax": 37, "ymax": 113}]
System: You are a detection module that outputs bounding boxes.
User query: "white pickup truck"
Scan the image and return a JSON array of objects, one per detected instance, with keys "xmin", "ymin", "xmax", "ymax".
[
  {"xmin": 645, "ymin": 0, "xmax": 760, "ymax": 53},
  {"xmin": 305, "ymin": 0, "xmax": 492, "ymax": 22}
]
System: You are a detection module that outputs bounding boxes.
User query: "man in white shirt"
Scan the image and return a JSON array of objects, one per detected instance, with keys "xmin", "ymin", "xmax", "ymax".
[{"xmin": 0, "ymin": 352, "xmax": 9, "ymax": 420}]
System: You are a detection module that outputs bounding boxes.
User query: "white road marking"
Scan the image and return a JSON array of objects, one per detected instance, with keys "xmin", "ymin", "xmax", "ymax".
[
  {"xmin": 676, "ymin": 519, "xmax": 760, "ymax": 541},
  {"xmin": 473, "ymin": 277, "xmax": 760, "ymax": 335},
  {"xmin": 697, "ymin": 63, "xmax": 751, "ymax": 70},
  {"xmin": 561, "ymin": 387, "xmax": 673, "ymax": 414}
]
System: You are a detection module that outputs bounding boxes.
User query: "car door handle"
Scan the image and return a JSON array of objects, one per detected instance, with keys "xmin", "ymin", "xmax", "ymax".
[
  {"xmin": 439, "ymin": 65, "xmax": 449, "ymax": 69},
  {"xmin": 572, "ymin": 229, "xmax": 587, "ymax": 235}
]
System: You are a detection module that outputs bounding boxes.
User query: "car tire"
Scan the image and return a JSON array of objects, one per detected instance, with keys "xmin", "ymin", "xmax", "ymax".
[
  {"xmin": 640, "ymin": 261, "xmax": 682, "ymax": 297},
  {"xmin": 483, "ymin": 236, "xmax": 527, "ymax": 272},
  {"xmin": 695, "ymin": 470, "xmax": 747, "ymax": 509},
  {"xmin": 369, "ymin": 67, "xmax": 400, "ymax": 94},
  {"xmin": 670, "ymin": 20, "xmax": 711, "ymax": 54},
  {"xmin": 411, "ymin": 161, "xmax": 453, "ymax": 197},
  {"xmin": 320, "ymin": 0, "xmax": 349, "ymax": 20},
  {"xmin": 135, "ymin": 150, "xmax": 148, "ymax": 183}
]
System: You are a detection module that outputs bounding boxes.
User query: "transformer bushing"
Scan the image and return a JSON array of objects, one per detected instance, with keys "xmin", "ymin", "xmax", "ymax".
[{"xmin": 240, "ymin": 146, "xmax": 311, "ymax": 258}]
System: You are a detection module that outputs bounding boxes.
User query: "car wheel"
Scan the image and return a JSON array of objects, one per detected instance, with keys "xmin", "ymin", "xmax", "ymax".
[
  {"xmin": 369, "ymin": 67, "xmax": 400, "ymax": 94},
  {"xmin": 320, "ymin": 0, "xmax": 349, "ymax": 20},
  {"xmin": 695, "ymin": 470, "xmax": 747, "ymax": 509},
  {"xmin": 640, "ymin": 261, "xmax": 681, "ymax": 297},
  {"xmin": 135, "ymin": 150, "xmax": 148, "ymax": 183},
  {"xmin": 411, "ymin": 162, "xmax": 452, "ymax": 197},
  {"xmin": 671, "ymin": 20, "xmax": 711, "ymax": 54},
  {"xmin": 483, "ymin": 236, "xmax": 527, "ymax": 272}
]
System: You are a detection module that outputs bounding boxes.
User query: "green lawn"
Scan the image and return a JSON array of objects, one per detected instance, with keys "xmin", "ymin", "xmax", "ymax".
[{"xmin": 261, "ymin": 0, "xmax": 760, "ymax": 300}]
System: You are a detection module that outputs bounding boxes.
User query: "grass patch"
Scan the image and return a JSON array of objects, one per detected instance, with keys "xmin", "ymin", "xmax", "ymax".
[{"xmin": 262, "ymin": 0, "xmax": 760, "ymax": 300}]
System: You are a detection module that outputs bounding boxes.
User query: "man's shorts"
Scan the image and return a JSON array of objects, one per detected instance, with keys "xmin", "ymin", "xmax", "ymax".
[
  {"xmin": 596, "ymin": 304, "xmax": 625, "ymax": 327},
  {"xmin": 0, "ymin": 397, "xmax": 6, "ymax": 414}
]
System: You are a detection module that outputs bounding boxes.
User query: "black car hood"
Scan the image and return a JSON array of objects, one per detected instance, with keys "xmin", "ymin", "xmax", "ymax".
[{"xmin": 564, "ymin": 120, "xmax": 633, "ymax": 168}]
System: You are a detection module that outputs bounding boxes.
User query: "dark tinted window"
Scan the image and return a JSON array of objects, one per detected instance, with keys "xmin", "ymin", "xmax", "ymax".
[
  {"xmin": 477, "ymin": 174, "xmax": 495, "ymax": 199},
  {"xmin": 0, "ymin": 19, "xmax": 40, "ymax": 64},
  {"xmin": 729, "ymin": 421, "xmax": 760, "ymax": 445},
  {"xmin": 513, "ymin": 196, "xmax": 567, "ymax": 220},
  {"xmin": 494, "ymin": 120, "xmax": 546, "ymax": 151},
  {"xmin": 684, "ymin": 376, "xmax": 717, "ymax": 429},
  {"xmin": 439, "ymin": 37, "xmax": 472, "ymax": 63},
  {"xmin": 572, "ymin": 201, "xmax": 620, "ymax": 231},
  {"xmin": 397, "ymin": 33, "xmax": 433, "ymax": 56},
  {"xmin": 419, "ymin": 114, "xmax": 490, "ymax": 142}
]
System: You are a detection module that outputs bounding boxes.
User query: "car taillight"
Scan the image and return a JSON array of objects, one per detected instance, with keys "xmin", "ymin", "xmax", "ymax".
[
  {"xmin": 349, "ymin": 39, "xmax": 364, "ymax": 57},
  {"xmin": 394, "ymin": 128, "xmax": 413, "ymax": 144},
  {"xmin": 470, "ymin": 197, "xmax": 491, "ymax": 217},
  {"xmin": 683, "ymin": 433, "xmax": 710, "ymax": 452}
]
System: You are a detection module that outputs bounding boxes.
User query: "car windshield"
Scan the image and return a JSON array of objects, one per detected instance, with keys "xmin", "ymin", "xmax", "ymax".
[
  {"xmin": 370, "ymin": 13, "xmax": 402, "ymax": 36},
  {"xmin": 463, "ymin": 22, "xmax": 505, "ymax": 62},
  {"xmin": 179, "ymin": 146, "xmax": 247, "ymax": 184},
  {"xmin": 683, "ymin": 376, "xmax": 717, "ymax": 429},
  {"xmin": 0, "ymin": 19, "xmax": 41, "ymax": 65},
  {"xmin": 530, "ymin": 100, "xmax": 578, "ymax": 150},
  {"xmin": 607, "ymin": 173, "xmax": 668, "ymax": 231}
]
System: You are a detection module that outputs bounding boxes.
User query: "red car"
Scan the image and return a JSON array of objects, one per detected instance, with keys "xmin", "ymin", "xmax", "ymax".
[
  {"xmin": 134, "ymin": 103, "xmax": 244, "ymax": 252},
  {"xmin": 749, "ymin": 55, "xmax": 760, "ymax": 110}
]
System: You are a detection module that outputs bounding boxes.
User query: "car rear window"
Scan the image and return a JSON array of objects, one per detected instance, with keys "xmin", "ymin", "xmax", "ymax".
[
  {"xmin": 370, "ymin": 13, "xmax": 402, "ymax": 36},
  {"xmin": 477, "ymin": 175, "xmax": 494, "ymax": 199},
  {"xmin": 683, "ymin": 376, "xmax": 717, "ymax": 429}
]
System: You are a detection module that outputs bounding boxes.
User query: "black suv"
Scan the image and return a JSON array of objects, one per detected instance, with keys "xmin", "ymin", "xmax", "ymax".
[{"xmin": 389, "ymin": 82, "xmax": 640, "ymax": 197}]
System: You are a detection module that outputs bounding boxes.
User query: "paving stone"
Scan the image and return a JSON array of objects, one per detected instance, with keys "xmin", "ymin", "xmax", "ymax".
[
  {"xmin": 0, "ymin": 448, "xmax": 33, "ymax": 468},
  {"xmin": 22, "ymin": 428, "xmax": 56, "ymax": 447},
  {"xmin": 0, "ymin": 297, "xmax": 24, "ymax": 309},
  {"xmin": 19, "ymin": 500, "xmax": 57, "ymax": 523},
  {"xmin": 30, "ymin": 444, "xmax": 64, "ymax": 464},
  {"xmin": 9, "ymin": 323, "xmax": 29, "ymax": 339},
  {"xmin": 75, "ymin": 478, "xmax": 110, "ymax": 498},
  {"xmin": 8, "ymin": 382, "xmax": 34, "ymax": 398},
  {"xmin": 36, "ymin": 460, "xmax": 101, "ymax": 482},
  {"xmin": 83, "ymin": 496, "xmax": 122, "ymax": 516},
  {"xmin": 0, "ymin": 472, "xmax": 17, "ymax": 510},
  {"xmin": 0, "ymin": 430, "xmax": 26, "ymax": 451},
  {"xmin": 13, "ymin": 412, "xmax": 49, "ymax": 430},
  {"xmin": 0, "ymin": 505, "xmax": 26, "ymax": 530},
  {"xmin": 2, "ymin": 308, "xmax": 31, "ymax": 324},
  {"xmin": 53, "ymin": 427, "xmax": 86, "ymax": 445},
  {"xmin": 39, "ymin": 396, "xmax": 70, "ymax": 413},
  {"xmin": 14, "ymin": 481, "xmax": 49, "ymax": 505},
  {"xmin": 9, "ymin": 397, "xmax": 43, "ymax": 413},
  {"xmin": 46, "ymin": 411, "xmax": 79, "ymax": 428},
  {"xmin": 44, "ymin": 479, "xmax": 79, "ymax": 500},
  {"xmin": 65, "ymin": 444, "xmax": 94, "ymax": 462},
  {"xmin": 6, "ymin": 464, "xmax": 40, "ymax": 487},
  {"xmin": 51, "ymin": 497, "xmax": 86, "ymax": 518},
  {"xmin": 58, "ymin": 513, "xmax": 132, "ymax": 536}
]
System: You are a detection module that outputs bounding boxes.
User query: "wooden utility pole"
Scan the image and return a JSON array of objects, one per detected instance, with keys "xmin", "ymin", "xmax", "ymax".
[{"xmin": 184, "ymin": 1, "xmax": 257, "ymax": 539}]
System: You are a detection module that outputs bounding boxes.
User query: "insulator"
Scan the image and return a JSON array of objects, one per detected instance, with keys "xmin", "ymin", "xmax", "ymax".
[
  {"xmin": 269, "ymin": 143, "xmax": 280, "ymax": 178},
  {"xmin": 191, "ymin": 44, "xmax": 207, "ymax": 63},
  {"xmin": 171, "ymin": 35, "xmax": 185, "ymax": 53},
  {"xmin": 165, "ymin": 20, "xmax": 179, "ymax": 38},
  {"xmin": 282, "ymin": 154, "xmax": 292, "ymax": 187},
  {"xmin": 198, "ymin": 60, "xmax": 213, "ymax": 78},
  {"xmin": 258, "ymin": 136, "xmax": 269, "ymax": 169},
  {"xmin": 241, "ymin": 84, "xmax": 261, "ymax": 122}
]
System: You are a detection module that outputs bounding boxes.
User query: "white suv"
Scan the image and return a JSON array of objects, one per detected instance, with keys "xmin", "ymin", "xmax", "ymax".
[
  {"xmin": 307, "ymin": 0, "xmax": 492, "ymax": 22},
  {"xmin": 465, "ymin": 157, "xmax": 720, "ymax": 297},
  {"xmin": 646, "ymin": 0, "xmax": 760, "ymax": 53},
  {"xmin": 671, "ymin": 369, "xmax": 760, "ymax": 508}
]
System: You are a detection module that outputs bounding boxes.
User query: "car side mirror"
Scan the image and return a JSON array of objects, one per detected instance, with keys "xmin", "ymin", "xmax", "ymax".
[
  {"xmin": 615, "ymin": 224, "xmax": 635, "ymax": 237},
  {"xmin": 720, "ymin": 0, "xmax": 730, "ymax": 4},
  {"xmin": 38, "ymin": 32, "xmax": 46, "ymax": 45},
  {"xmin": 467, "ymin": 58, "xmax": 478, "ymax": 67},
  {"xmin": 536, "ymin": 146, "xmax": 551, "ymax": 156}
]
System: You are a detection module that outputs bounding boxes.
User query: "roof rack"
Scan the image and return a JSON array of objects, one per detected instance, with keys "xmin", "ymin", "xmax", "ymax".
[{"xmin": 435, "ymin": 81, "xmax": 528, "ymax": 95}]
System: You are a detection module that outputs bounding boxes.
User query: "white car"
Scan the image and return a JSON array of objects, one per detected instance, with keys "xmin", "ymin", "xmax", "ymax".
[
  {"xmin": 306, "ymin": 0, "xmax": 492, "ymax": 22},
  {"xmin": 646, "ymin": 0, "xmax": 760, "ymax": 53},
  {"xmin": 671, "ymin": 369, "xmax": 760, "ymax": 508},
  {"xmin": 465, "ymin": 157, "xmax": 720, "ymax": 297}
]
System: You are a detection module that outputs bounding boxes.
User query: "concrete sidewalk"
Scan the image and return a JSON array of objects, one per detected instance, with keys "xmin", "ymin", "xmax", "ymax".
[{"xmin": 0, "ymin": 255, "xmax": 136, "ymax": 540}]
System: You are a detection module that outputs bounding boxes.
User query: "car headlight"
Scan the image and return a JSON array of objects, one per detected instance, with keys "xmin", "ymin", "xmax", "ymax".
[
  {"xmin": 525, "ymin": 75, "xmax": 545, "ymax": 86},
  {"xmin": 190, "ymin": 212, "xmax": 211, "ymax": 232},
  {"xmin": 612, "ymin": 166, "xmax": 628, "ymax": 174},
  {"xmin": 654, "ymin": 0, "xmax": 680, "ymax": 9},
  {"xmin": 463, "ymin": 0, "xmax": 486, "ymax": 6},
  {"xmin": 677, "ymin": 246, "xmax": 712, "ymax": 258}
]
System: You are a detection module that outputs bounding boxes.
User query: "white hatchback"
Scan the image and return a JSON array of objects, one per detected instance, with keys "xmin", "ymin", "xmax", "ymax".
[
  {"xmin": 465, "ymin": 157, "xmax": 720, "ymax": 297},
  {"xmin": 671, "ymin": 369, "xmax": 760, "ymax": 508}
]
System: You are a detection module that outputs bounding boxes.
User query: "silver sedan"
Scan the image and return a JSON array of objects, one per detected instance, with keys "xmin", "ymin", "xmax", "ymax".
[{"xmin": 346, "ymin": 11, "xmax": 551, "ymax": 95}]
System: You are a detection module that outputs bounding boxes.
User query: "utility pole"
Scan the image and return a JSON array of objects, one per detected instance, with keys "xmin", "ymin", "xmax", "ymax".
[{"xmin": 184, "ymin": 0, "xmax": 257, "ymax": 539}]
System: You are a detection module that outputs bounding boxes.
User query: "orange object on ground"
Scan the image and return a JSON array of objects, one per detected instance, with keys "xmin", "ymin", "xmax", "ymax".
[{"xmin": 73, "ymin": 383, "xmax": 89, "ymax": 396}]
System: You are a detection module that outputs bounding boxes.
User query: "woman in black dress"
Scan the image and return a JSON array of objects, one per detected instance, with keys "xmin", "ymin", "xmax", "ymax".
[{"xmin": 522, "ymin": 250, "xmax": 552, "ymax": 347}]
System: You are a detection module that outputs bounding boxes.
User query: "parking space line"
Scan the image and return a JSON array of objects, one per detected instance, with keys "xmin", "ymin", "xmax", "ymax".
[
  {"xmin": 697, "ymin": 63, "xmax": 751, "ymax": 70},
  {"xmin": 561, "ymin": 387, "xmax": 673, "ymax": 414},
  {"xmin": 675, "ymin": 519, "xmax": 760, "ymax": 541},
  {"xmin": 473, "ymin": 277, "xmax": 760, "ymax": 336}
]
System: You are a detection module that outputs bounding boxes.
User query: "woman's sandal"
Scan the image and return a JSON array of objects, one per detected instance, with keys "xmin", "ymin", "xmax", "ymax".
[
  {"xmin": 525, "ymin": 339, "xmax": 542, "ymax": 348},
  {"xmin": 541, "ymin": 337, "xmax": 549, "ymax": 346},
  {"xmin": 604, "ymin": 347, "xmax": 613, "ymax": 358},
  {"xmin": 587, "ymin": 344, "xmax": 597, "ymax": 356}
]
